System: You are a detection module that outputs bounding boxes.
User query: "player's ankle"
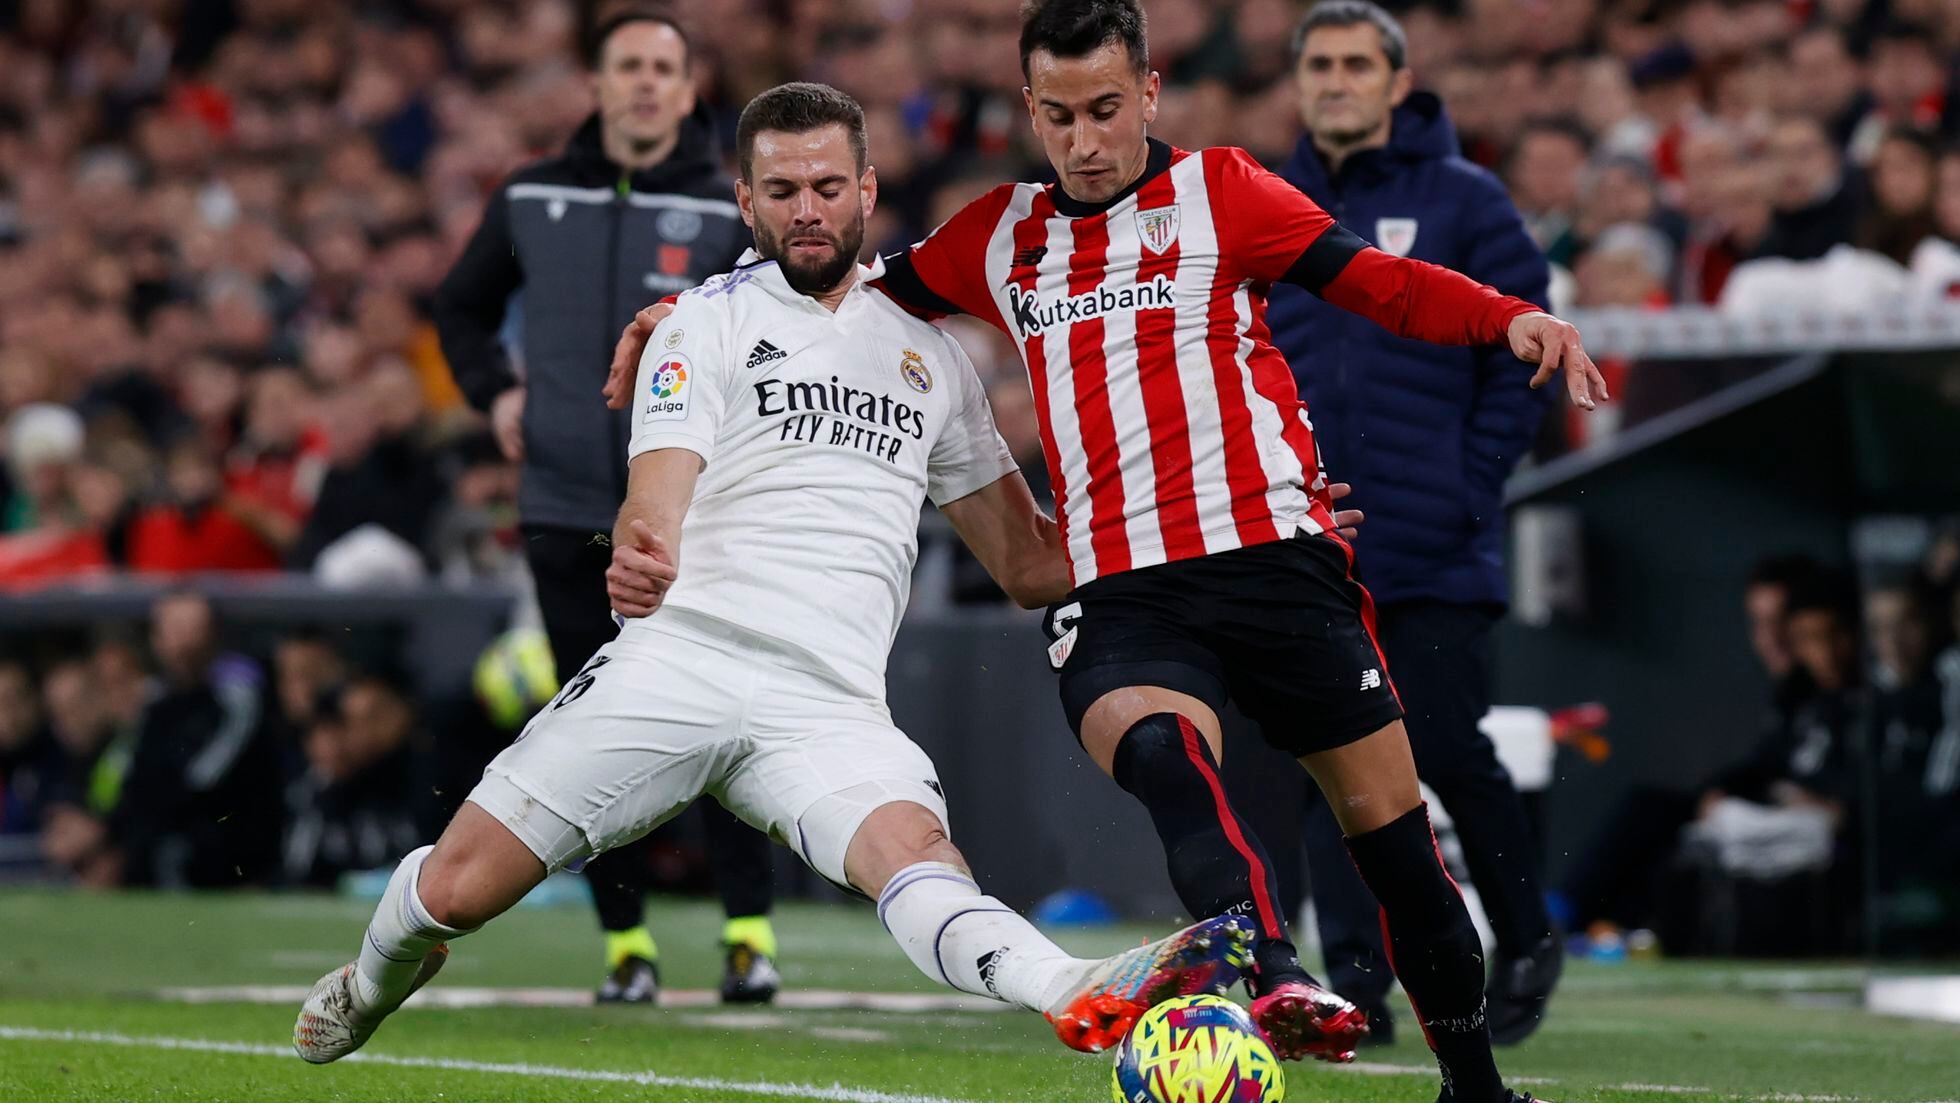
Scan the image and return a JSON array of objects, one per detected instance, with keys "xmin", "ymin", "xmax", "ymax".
[
  {"xmin": 721, "ymin": 915, "xmax": 777, "ymax": 958},
  {"xmin": 605, "ymin": 926, "xmax": 659, "ymax": 969}
]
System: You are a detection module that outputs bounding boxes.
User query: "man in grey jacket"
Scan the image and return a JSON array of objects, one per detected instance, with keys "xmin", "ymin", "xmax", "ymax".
[{"xmin": 435, "ymin": 8, "xmax": 779, "ymax": 1006}]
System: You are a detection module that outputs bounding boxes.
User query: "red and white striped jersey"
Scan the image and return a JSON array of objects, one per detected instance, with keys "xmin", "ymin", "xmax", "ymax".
[{"xmin": 876, "ymin": 140, "xmax": 1533, "ymax": 587}]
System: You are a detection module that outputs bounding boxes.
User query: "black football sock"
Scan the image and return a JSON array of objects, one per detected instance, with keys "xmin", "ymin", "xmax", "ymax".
[
  {"xmin": 1346, "ymin": 803, "xmax": 1504, "ymax": 1103},
  {"xmin": 1111, "ymin": 712, "xmax": 1309, "ymax": 993}
]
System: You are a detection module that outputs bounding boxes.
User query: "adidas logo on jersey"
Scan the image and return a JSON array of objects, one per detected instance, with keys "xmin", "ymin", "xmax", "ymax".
[{"xmin": 746, "ymin": 339, "xmax": 787, "ymax": 370}]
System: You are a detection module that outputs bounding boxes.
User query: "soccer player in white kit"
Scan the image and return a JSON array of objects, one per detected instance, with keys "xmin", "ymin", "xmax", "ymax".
[{"xmin": 293, "ymin": 82, "xmax": 1256, "ymax": 1066}]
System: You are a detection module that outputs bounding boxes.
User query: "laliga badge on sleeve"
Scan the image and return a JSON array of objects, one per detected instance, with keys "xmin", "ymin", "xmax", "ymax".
[{"xmin": 642, "ymin": 354, "xmax": 691, "ymax": 422}]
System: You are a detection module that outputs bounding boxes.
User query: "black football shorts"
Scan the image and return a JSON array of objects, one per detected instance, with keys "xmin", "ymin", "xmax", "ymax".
[{"xmin": 1043, "ymin": 529, "xmax": 1405, "ymax": 758}]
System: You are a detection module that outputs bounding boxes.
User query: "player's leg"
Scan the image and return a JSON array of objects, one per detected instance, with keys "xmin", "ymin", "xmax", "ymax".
[
  {"xmin": 837, "ymin": 796, "xmax": 1250, "ymax": 1052},
  {"xmin": 724, "ymin": 681, "xmax": 1250, "ymax": 1055},
  {"xmin": 296, "ymin": 626, "xmax": 745, "ymax": 1064},
  {"xmin": 1051, "ymin": 585, "xmax": 1336, "ymax": 998},
  {"xmin": 1076, "ymin": 682, "xmax": 1368, "ymax": 1062},
  {"xmin": 293, "ymin": 797, "xmax": 562, "ymax": 1063},
  {"xmin": 1301, "ymin": 786, "xmax": 1398, "ymax": 1039},
  {"xmin": 1377, "ymin": 601, "xmax": 1560, "ymax": 1044},
  {"xmin": 701, "ymin": 798, "xmax": 780, "ymax": 1003},
  {"xmin": 1302, "ymin": 721, "xmax": 1522, "ymax": 1103},
  {"xmin": 1077, "ymin": 685, "xmax": 1306, "ymax": 981},
  {"xmin": 523, "ymin": 525, "xmax": 666, "ymax": 1002}
]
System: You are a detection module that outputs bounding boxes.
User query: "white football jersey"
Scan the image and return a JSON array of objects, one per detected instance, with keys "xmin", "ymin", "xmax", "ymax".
[{"xmin": 626, "ymin": 250, "xmax": 1019, "ymax": 699}]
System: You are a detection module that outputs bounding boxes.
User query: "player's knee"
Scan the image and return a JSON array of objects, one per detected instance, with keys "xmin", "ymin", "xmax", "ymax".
[
  {"xmin": 1110, "ymin": 712, "xmax": 1212, "ymax": 804},
  {"xmin": 845, "ymin": 801, "xmax": 959, "ymax": 893},
  {"xmin": 413, "ymin": 854, "xmax": 482, "ymax": 930}
]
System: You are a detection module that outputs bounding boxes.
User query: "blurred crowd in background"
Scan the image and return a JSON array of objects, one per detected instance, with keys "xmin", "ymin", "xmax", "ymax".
[{"xmin": 7, "ymin": 0, "xmax": 1960, "ymax": 589}]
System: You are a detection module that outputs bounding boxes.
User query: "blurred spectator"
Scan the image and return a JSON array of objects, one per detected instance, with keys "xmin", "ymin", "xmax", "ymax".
[
  {"xmin": 427, "ymin": 430, "xmax": 522, "ymax": 585},
  {"xmin": 111, "ymin": 591, "xmax": 283, "ymax": 887},
  {"xmin": 1574, "ymin": 222, "xmax": 1673, "ymax": 308},
  {"xmin": 288, "ymin": 360, "xmax": 444, "ymax": 579},
  {"xmin": 1857, "ymin": 126, "xmax": 1939, "ymax": 265},
  {"xmin": 1849, "ymin": 21, "xmax": 1951, "ymax": 163},
  {"xmin": 282, "ymin": 674, "xmax": 440, "ymax": 887},
  {"xmin": 126, "ymin": 435, "xmax": 284, "ymax": 573},
  {"xmin": 269, "ymin": 627, "xmax": 348, "ymax": 763},
  {"xmin": 1676, "ymin": 125, "xmax": 1771, "ymax": 303},
  {"xmin": 1557, "ymin": 558, "xmax": 1864, "ymax": 951},
  {"xmin": 0, "ymin": 659, "xmax": 56, "ymax": 838},
  {"xmin": 3, "ymin": 402, "xmax": 85, "ymax": 532},
  {"xmin": 1507, "ymin": 118, "xmax": 1591, "ymax": 266},
  {"xmin": 34, "ymin": 653, "xmax": 125, "ymax": 885},
  {"xmin": 1755, "ymin": 115, "xmax": 1860, "ymax": 262},
  {"xmin": 1787, "ymin": 25, "xmax": 1869, "ymax": 149},
  {"xmin": 1909, "ymin": 147, "xmax": 1960, "ymax": 300}
]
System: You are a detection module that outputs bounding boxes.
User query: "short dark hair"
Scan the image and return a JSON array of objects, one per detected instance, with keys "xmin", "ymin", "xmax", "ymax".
[
  {"xmin": 1292, "ymin": 0, "xmax": 1408, "ymax": 70},
  {"xmin": 735, "ymin": 82, "xmax": 867, "ymax": 181},
  {"xmin": 1747, "ymin": 554, "xmax": 1823, "ymax": 595},
  {"xmin": 1018, "ymin": 0, "xmax": 1149, "ymax": 80},
  {"xmin": 584, "ymin": 7, "xmax": 690, "ymax": 70},
  {"xmin": 1785, "ymin": 569, "xmax": 1859, "ymax": 626}
]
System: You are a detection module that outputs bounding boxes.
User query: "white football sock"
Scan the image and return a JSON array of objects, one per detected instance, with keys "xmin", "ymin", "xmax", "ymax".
[
  {"xmin": 875, "ymin": 861, "xmax": 1086, "ymax": 1013},
  {"xmin": 353, "ymin": 845, "xmax": 470, "ymax": 1012}
]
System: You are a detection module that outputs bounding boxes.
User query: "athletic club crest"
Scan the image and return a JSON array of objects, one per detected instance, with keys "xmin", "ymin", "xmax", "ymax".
[
  {"xmin": 1136, "ymin": 204, "xmax": 1180, "ymax": 254},
  {"xmin": 1375, "ymin": 217, "xmax": 1419, "ymax": 257}
]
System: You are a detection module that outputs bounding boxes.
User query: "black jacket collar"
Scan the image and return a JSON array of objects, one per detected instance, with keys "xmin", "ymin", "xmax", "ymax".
[
  {"xmin": 1050, "ymin": 138, "xmax": 1174, "ymax": 217},
  {"xmin": 563, "ymin": 107, "xmax": 721, "ymax": 191}
]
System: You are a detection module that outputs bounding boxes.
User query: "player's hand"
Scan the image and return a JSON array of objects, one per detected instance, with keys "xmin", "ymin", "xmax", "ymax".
[
  {"xmin": 607, "ymin": 518, "xmax": 678, "ymax": 618},
  {"xmin": 603, "ymin": 303, "xmax": 676, "ymax": 411},
  {"xmin": 1327, "ymin": 481, "xmax": 1364, "ymax": 540},
  {"xmin": 491, "ymin": 387, "xmax": 525, "ymax": 460},
  {"xmin": 1508, "ymin": 311, "xmax": 1609, "ymax": 411}
]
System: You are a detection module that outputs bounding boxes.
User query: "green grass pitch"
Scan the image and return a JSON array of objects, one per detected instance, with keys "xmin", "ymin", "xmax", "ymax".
[{"xmin": 2, "ymin": 888, "xmax": 1956, "ymax": 1101}]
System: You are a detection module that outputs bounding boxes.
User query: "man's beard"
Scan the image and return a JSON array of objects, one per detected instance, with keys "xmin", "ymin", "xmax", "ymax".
[{"xmin": 757, "ymin": 214, "xmax": 864, "ymax": 295}]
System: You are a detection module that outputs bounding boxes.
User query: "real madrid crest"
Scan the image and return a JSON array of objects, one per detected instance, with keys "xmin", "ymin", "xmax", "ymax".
[{"xmin": 900, "ymin": 348, "xmax": 932, "ymax": 393}]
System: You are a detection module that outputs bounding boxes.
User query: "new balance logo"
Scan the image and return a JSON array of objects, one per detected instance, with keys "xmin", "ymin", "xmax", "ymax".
[
  {"xmin": 1360, "ymin": 668, "xmax": 1383, "ymax": 691},
  {"xmin": 745, "ymin": 339, "xmax": 787, "ymax": 369},
  {"xmin": 1011, "ymin": 245, "xmax": 1047, "ymax": 268}
]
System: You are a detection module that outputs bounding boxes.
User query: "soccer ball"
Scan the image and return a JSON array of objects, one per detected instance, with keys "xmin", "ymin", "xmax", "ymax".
[
  {"xmin": 1111, "ymin": 994, "xmax": 1286, "ymax": 1103},
  {"xmin": 472, "ymin": 627, "xmax": 559, "ymax": 729}
]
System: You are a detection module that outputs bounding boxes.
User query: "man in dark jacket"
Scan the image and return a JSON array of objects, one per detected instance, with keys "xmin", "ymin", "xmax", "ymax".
[
  {"xmin": 1267, "ymin": 1, "xmax": 1561, "ymax": 1047},
  {"xmin": 434, "ymin": 9, "xmax": 779, "ymax": 1006},
  {"xmin": 112, "ymin": 591, "xmax": 284, "ymax": 888}
]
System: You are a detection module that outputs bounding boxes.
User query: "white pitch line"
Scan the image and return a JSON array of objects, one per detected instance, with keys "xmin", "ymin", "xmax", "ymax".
[
  {"xmin": 155, "ymin": 985, "xmax": 1006, "ymax": 1013},
  {"xmin": 1339, "ymin": 1064, "xmax": 1857, "ymax": 1101},
  {"xmin": 0, "ymin": 1025, "xmax": 978, "ymax": 1103}
]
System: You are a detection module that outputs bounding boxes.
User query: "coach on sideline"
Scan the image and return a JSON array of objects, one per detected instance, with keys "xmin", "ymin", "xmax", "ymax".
[
  {"xmin": 433, "ymin": 7, "xmax": 780, "ymax": 1007},
  {"xmin": 1267, "ymin": 0, "xmax": 1562, "ymax": 1047}
]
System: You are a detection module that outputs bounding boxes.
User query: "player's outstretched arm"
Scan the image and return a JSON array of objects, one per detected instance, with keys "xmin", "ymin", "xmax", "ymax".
[
  {"xmin": 607, "ymin": 449, "xmax": 699, "ymax": 618},
  {"xmin": 1215, "ymin": 148, "xmax": 1608, "ymax": 411},
  {"xmin": 939, "ymin": 473, "xmax": 1071, "ymax": 610},
  {"xmin": 1305, "ymin": 246, "xmax": 1607, "ymax": 410}
]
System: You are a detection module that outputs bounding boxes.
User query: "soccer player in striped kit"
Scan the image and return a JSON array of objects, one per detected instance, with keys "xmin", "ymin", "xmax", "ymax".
[{"xmin": 612, "ymin": 4, "xmax": 1604, "ymax": 1099}]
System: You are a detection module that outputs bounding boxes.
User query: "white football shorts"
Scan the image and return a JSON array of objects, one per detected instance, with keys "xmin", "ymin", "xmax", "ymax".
[{"xmin": 465, "ymin": 607, "xmax": 948, "ymax": 891}]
